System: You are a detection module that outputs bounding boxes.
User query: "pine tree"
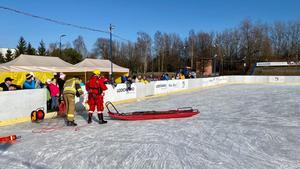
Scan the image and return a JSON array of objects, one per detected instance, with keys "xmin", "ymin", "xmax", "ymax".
[
  {"xmin": 38, "ymin": 40, "xmax": 47, "ymax": 56},
  {"xmin": 0, "ymin": 52, "xmax": 5, "ymax": 63},
  {"xmin": 60, "ymin": 48, "xmax": 83, "ymax": 64},
  {"xmin": 5, "ymin": 49, "xmax": 14, "ymax": 62},
  {"xmin": 15, "ymin": 36, "xmax": 27, "ymax": 57},
  {"xmin": 26, "ymin": 43, "xmax": 36, "ymax": 55}
]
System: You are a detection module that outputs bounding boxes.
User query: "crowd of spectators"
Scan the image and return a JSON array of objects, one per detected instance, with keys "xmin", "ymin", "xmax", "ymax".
[
  {"xmin": 1, "ymin": 69, "xmax": 197, "ymax": 108},
  {"xmin": 0, "ymin": 72, "xmax": 67, "ymax": 111},
  {"xmin": 0, "ymin": 77, "xmax": 20, "ymax": 91}
]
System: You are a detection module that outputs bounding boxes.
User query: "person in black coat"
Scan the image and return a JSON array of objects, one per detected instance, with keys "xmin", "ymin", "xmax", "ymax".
[{"xmin": 0, "ymin": 77, "xmax": 14, "ymax": 91}]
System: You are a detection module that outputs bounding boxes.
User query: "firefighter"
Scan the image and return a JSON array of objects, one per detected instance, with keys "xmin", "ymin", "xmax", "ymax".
[
  {"xmin": 63, "ymin": 77, "xmax": 83, "ymax": 126},
  {"xmin": 86, "ymin": 69, "xmax": 108, "ymax": 124}
]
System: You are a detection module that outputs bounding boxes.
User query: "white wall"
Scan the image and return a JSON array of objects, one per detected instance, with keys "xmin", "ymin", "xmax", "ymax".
[
  {"xmin": 0, "ymin": 89, "xmax": 47, "ymax": 121},
  {"xmin": 2, "ymin": 75, "xmax": 300, "ymax": 122}
]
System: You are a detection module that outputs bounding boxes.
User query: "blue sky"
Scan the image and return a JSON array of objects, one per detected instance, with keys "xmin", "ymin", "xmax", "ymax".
[{"xmin": 0, "ymin": 0, "xmax": 300, "ymax": 51}]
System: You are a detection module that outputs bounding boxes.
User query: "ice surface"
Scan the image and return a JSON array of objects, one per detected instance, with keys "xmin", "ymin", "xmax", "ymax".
[{"xmin": 1, "ymin": 84, "xmax": 300, "ymax": 169}]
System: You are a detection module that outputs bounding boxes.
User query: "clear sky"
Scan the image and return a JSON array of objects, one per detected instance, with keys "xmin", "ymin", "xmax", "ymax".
[{"xmin": 0, "ymin": 0, "xmax": 300, "ymax": 51}]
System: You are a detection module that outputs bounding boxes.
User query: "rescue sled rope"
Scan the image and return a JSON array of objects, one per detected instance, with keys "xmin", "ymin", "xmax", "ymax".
[
  {"xmin": 31, "ymin": 117, "xmax": 88, "ymax": 133},
  {"xmin": 32, "ymin": 122, "xmax": 87, "ymax": 133}
]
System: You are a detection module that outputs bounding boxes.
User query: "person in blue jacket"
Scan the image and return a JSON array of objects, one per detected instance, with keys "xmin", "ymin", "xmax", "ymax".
[{"xmin": 23, "ymin": 74, "xmax": 36, "ymax": 89}]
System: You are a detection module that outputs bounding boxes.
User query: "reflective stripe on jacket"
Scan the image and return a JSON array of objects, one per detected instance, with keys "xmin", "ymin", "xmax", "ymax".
[{"xmin": 63, "ymin": 78, "xmax": 83, "ymax": 95}]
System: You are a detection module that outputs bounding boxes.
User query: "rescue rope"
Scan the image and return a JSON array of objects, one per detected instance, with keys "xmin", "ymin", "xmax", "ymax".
[{"xmin": 32, "ymin": 121, "xmax": 88, "ymax": 133}]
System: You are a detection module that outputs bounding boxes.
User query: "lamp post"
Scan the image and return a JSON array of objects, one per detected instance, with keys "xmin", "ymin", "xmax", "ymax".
[
  {"xmin": 59, "ymin": 34, "xmax": 66, "ymax": 57},
  {"xmin": 109, "ymin": 24, "xmax": 115, "ymax": 81},
  {"xmin": 213, "ymin": 54, "xmax": 217, "ymax": 75},
  {"xmin": 183, "ymin": 45, "xmax": 188, "ymax": 67}
]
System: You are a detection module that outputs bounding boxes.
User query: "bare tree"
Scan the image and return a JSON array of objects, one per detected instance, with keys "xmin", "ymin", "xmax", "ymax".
[
  {"xmin": 92, "ymin": 38, "xmax": 110, "ymax": 59},
  {"xmin": 73, "ymin": 36, "xmax": 88, "ymax": 58},
  {"xmin": 136, "ymin": 32, "xmax": 152, "ymax": 73},
  {"xmin": 188, "ymin": 30, "xmax": 197, "ymax": 69},
  {"xmin": 154, "ymin": 31, "xmax": 164, "ymax": 72}
]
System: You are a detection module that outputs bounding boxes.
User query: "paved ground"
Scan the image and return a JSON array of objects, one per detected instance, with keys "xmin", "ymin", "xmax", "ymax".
[{"xmin": 1, "ymin": 84, "xmax": 300, "ymax": 169}]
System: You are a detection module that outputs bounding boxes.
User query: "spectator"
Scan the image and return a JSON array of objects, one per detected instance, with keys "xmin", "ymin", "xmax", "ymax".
[
  {"xmin": 183, "ymin": 67, "xmax": 189, "ymax": 77},
  {"xmin": 180, "ymin": 73, "xmax": 185, "ymax": 80},
  {"xmin": 121, "ymin": 75, "xmax": 128, "ymax": 83},
  {"xmin": 137, "ymin": 75, "xmax": 142, "ymax": 83},
  {"xmin": 8, "ymin": 84, "xmax": 21, "ymax": 91},
  {"xmin": 132, "ymin": 75, "xmax": 137, "ymax": 83},
  {"xmin": 0, "ymin": 77, "xmax": 14, "ymax": 91},
  {"xmin": 48, "ymin": 78, "xmax": 60, "ymax": 111},
  {"xmin": 46, "ymin": 79, "xmax": 52, "ymax": 111},
  {"xmin": 162, "ymin": 73, "xmax": 170, "ymax": 80},
  {"xmin": 23, "ymin": 74, "xmax": 36, "ymax": 89},
  {"xmin": 28, "ymin": 72, "xmax": 43, "ymax": 88},
  {"xmin": 55, "ymin": 72, "xmax": 66, "ymax": 103},
  {"xmin": 126, "ymin": 76, "xmax": 133, "ymax": 91},
  {"xmin": 109, "ymin": 77, "xmax": 117, "ymax": 87},
  {"xmin": 140, "ymin": 75, "xmax": 149, "ymax": 84}
]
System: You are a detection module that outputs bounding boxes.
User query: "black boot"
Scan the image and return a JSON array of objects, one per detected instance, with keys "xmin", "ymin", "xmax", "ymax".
[
  {"xmin": 98, "ymin": 113, "xmax": 107, "ymax": 124},
  {"xmin": 88, "ymin": 113, "xmax": 93, "ymax": 124},
  {"xmin": 67, "ymin": 121, "xmax": 77, "ymax": 126}
]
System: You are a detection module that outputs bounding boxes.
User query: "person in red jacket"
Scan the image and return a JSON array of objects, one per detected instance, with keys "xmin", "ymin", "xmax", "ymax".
[
  {"xmin": 48, "ymin": 78, "xmax": 60, "ymax": 111},
  {"xmin": 86, "ymin": 69, "xmax": 108, "ymax": 124}
]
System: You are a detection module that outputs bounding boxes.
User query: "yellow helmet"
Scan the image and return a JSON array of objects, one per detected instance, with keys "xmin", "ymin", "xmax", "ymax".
[{"xmin": 93, "ymin": 69, "xmax": 101, "ymax": 75}]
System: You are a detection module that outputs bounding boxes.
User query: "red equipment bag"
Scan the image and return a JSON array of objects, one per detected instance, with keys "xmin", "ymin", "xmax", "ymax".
[
  {"xmin": 31, "ymin": 108, "xmax": 45, "ymax": 122},
  {"xmin": 58, "ymin": 100, "xmax": 66, "ymax": 117}
]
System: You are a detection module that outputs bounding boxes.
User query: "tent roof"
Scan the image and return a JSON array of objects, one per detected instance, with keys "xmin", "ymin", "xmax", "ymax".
[
  {"xmin": 0, "ymin": 55, "xmax": 129, "ymax": 73},
  {"xmin": 0, "ymin": 54, "xmax": 76, "ymax": 72},
  {"xmin": 75, "ymin": 58, "xmax": 129, "ymax": 73}
]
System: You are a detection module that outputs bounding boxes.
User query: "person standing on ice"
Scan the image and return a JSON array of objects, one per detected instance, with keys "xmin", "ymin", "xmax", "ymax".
[
  {"xmin": 63, "ymin": 77, "xmax": 84, "ymax": 126},
  {"xmin": 86, "ymin": 69, "xmax": 108, "ymax": 124}
]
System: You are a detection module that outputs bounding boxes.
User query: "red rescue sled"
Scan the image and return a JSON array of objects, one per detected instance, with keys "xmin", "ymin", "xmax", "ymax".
[{"xmin": 105, "ymin": 102, "xmax": 199, "ymax": 121}]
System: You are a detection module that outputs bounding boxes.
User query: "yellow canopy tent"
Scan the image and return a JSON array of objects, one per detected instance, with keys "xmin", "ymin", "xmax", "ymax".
[
  {"xmin": 74, "ymin": 58, "xmax": 129, "ymax": 83},
  {"xmin": 0, "ymin": 55, "xmax": 130, "ymax": 86},
  {"xmin": 0, "ymin": 54, "xmax": 77, "ymax": 85}
]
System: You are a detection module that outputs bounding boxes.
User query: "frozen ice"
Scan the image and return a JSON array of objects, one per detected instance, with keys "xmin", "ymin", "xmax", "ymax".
[{"xmin": 1, "ymin": 84, "xmax": 300, "ymax": 169}]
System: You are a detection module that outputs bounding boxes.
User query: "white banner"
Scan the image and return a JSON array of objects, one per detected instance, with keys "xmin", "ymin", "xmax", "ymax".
[
  {"xmin": 257, "ymin": 61, "xmax": 300, "ymax": 67},
  {"xmin": 104, "ymin": 83, "xmax": 137, "ymax": 102},
  {"xmin": 153, "ymin": 81, "xmax": 168, "ymax": 95}
]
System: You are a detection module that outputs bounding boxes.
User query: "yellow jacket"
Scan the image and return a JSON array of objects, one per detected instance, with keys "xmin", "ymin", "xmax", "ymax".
[
  {"xmin": 140, "ymin": 79, "xmax": 149, "ymax": 84},
  {"xmin": 63, "ymin": 78, "xmax": 83, "ymax": 95}
]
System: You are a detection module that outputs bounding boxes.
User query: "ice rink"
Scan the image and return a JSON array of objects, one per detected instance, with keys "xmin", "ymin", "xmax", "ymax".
[{"xmin": 1, "ymin": 84, "xmax": 300, "ymax": 169}]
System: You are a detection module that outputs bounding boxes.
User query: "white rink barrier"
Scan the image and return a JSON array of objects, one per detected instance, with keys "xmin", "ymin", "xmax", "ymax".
[
  {"xmin": 104, "ymin": 83, "xmax": 137, "ymax": 102},
  {"xmin": 2, "ymin": 75, "xmax": 300, "ymax": 123},
  {"xmin": 227, "ymin": 76, "xmax": 300, "ymax": 84},
  {"xmin": 0, "ymin": 89, "xmax": 47, "ymax": 121},
  {"xmin": 76, "ymin": 83, "xmax": 137, "ymax": 107}
]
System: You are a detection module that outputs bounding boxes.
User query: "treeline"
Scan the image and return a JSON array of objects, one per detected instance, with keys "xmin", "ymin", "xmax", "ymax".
[
  {"xmin": 0, "ymin": 36, "xmax": 84, "ymax": 64},
  {"xmin": 94, "ymin": 19, "xmax": 300, "ymax": 74},
  {"xmin": 1, "ymin": 19, "xmax": 300, "ymax": 74}
]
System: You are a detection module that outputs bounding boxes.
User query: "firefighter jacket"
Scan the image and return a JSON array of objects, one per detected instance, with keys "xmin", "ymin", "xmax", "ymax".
[{"xmin": 63, "ymin": 78, "xmax": 84, "ymax": 96}]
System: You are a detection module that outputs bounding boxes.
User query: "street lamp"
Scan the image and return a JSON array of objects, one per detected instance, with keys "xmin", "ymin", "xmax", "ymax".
[
  {"xmin": 213, "ymin": 44, "xmax": 218, "ymax": 76},
  {"xmin": 59, "ymin": 34, "xmax": 66, "ymax": 57},
  {"xmin": 242, "ymin": 56, "xmax": 246, "ymax": 75},
  {"xmin": 213, "ymin": 54, "xmax": 217, "ymax": 75},
  {"xmin": 183, "ymin": 45, "xmax": 188, "ymax": 67},
  {"xmin": 109, "ymin": 24, "xmax": 115, "ymax": 81}
]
